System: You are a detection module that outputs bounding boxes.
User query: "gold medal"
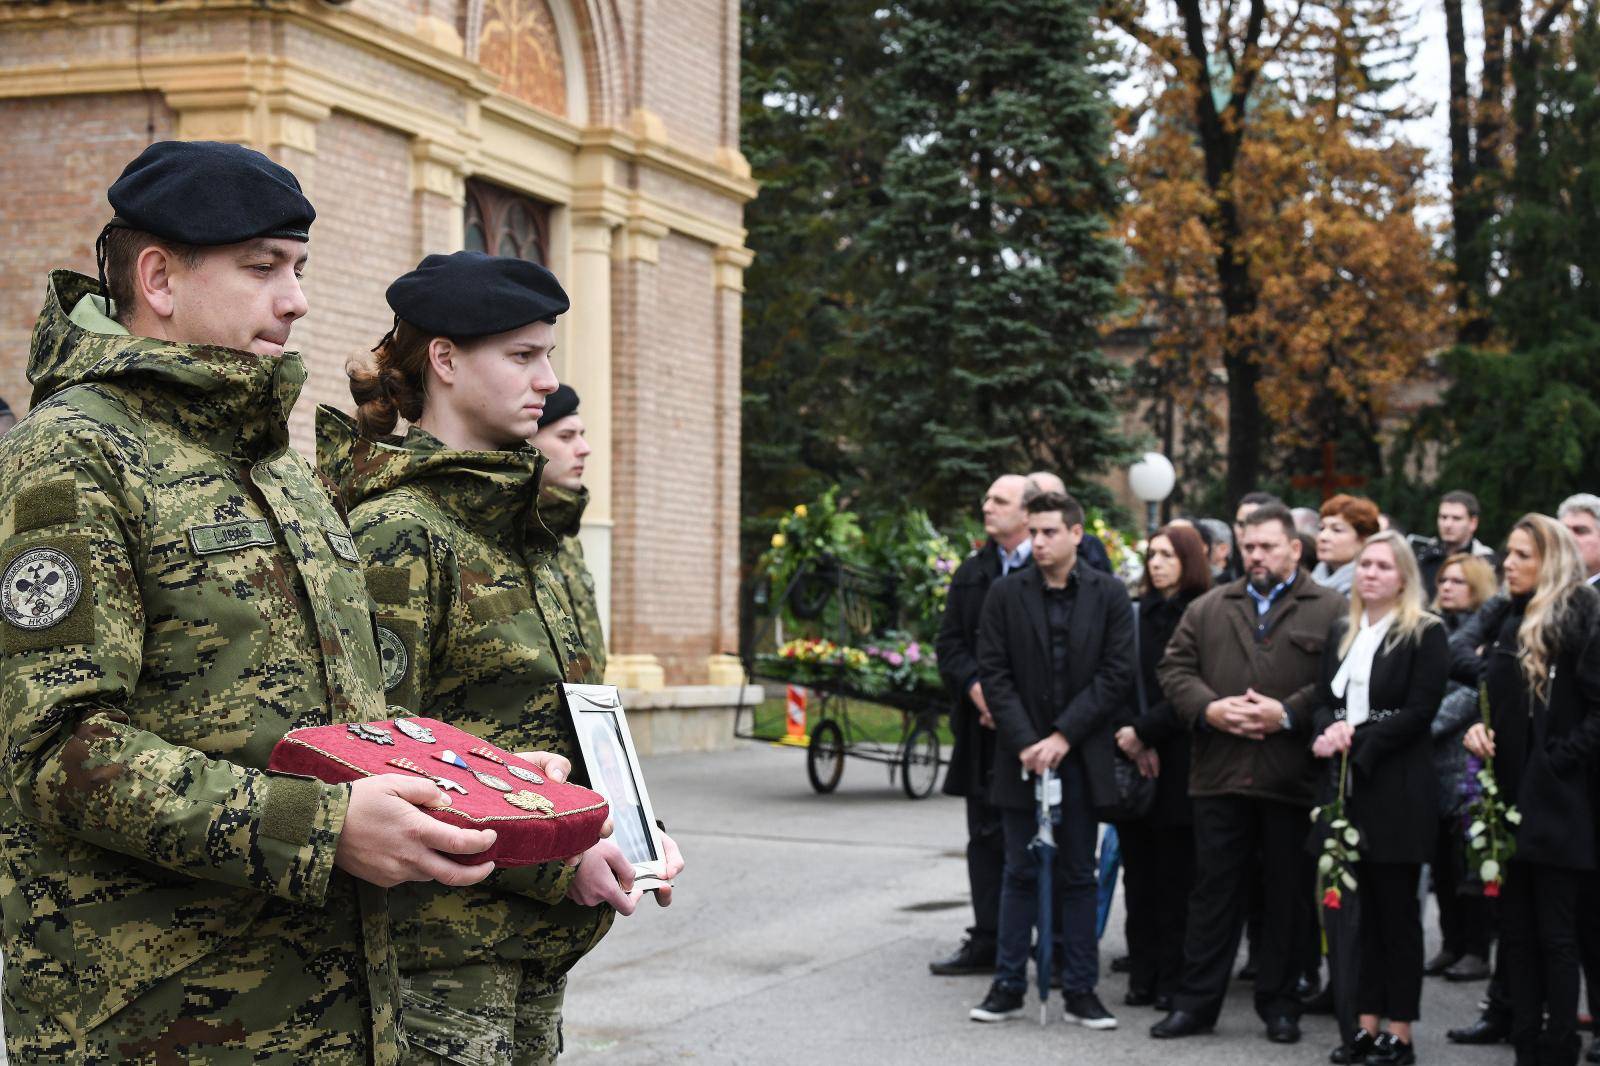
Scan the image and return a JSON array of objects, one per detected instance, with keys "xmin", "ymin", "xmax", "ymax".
[{"xmin": 504, "ymin": 790, "xmax": 555, "ymax": 814}]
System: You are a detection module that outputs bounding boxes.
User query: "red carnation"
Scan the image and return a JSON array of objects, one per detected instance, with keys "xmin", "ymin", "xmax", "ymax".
[
  {"xmin": 1484, "ymin": 880, "xmax": 1501, "ymax": 899},
  {"xmin": 1322, "ymin": 887, "xmax": 1342, "ymax": 910}
]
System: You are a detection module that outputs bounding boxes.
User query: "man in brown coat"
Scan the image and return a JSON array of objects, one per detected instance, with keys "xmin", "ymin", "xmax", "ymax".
[{"xmin": 1149, "ymin": 503, "xmax": 1345, "ymax": 1045}]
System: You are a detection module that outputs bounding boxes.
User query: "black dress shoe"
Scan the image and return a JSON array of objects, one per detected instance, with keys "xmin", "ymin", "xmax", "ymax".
[
  {"xmin": 929, "ymin": 937, "xmax": 996, "ymax": 976},
  {"xmin": 1296, "ymin": 972, "xmax": 1323, "ymax": 998},
  {"xmin": 1150, "ymin": 1010, "xmax": 1214, "ymax": 1038},
  {"xmin": 1443, "ymin": 953, "xmax": 1490, "ymax": 981},
  {"xmin": 1330, "ymin": 1027, "xmax": 1377, "ymax": 1064},
  {"xmin": 1124, "ymin": 988, "xmax": 1156, "ymax": 1007},
  {"xmin": 1267, "ymin": 1016, "xmax": 1302, "ymax": 1044},
  {"xmin": 1154, "ymin": 993, "xmax": 1174, "ymax": 1011},
  {"xmin": 1302, "ymin": 984, "xmax": 1335, "ymax": 1015},
  {"xmin": 1447, "ymin": 1012, "xmax": 1511, "ymax": 1044},
  {"xmin": 1424, "ymin": 949, "xmax": 1461, "ymax": 976},
  {"xmin": 1367, "ymin": 1032, "xmax": 1416, "ymax": 1064}
]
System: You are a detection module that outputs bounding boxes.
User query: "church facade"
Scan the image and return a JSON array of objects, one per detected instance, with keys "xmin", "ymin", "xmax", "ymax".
[{"xmin": 0, "ymin": 0, "xmax": 754, "ymax": 689}]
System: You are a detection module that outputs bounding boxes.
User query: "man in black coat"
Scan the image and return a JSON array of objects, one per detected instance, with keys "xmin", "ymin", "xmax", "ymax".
[
  {"xmin": 930, "ymin": 473, "xmax": 1033, "ymax": 976},
  {"xmin": 967, "ymin": 491, "xmax": 1135, "ymax": 1028}
]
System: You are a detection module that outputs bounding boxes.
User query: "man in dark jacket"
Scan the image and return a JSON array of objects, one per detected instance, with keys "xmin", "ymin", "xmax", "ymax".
[
  {"xmin": 1149, "ymin": 503, "xmax": 1346, "ymax": 1045},
  {"xmin": 930, "ymin": 473, "xmax": 1033, "ymax": 976},
  {"xmin": 968, "ymin": 491, "xmax": 1135, "ymax": 1028}
]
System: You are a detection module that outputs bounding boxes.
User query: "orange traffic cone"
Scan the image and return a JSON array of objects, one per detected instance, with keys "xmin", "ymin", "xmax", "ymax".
[{"xmin": 780, "ymin": 684, "xmax": 808, "ymax": 745}]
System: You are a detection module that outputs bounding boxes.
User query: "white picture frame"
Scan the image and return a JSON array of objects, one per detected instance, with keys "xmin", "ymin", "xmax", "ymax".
[{"xmin": 563, "ymin": 683, "xmax": 671, "ymax": 890}]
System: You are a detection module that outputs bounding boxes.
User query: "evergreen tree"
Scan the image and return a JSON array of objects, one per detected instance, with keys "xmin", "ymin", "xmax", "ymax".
[
  {"xmin": 1406, "ymin": 6, "xmax": 1600, "ymax": 535},
  {"xmin": 852, "ymin": 0, "xmax": 1131, "ymax": 521}
]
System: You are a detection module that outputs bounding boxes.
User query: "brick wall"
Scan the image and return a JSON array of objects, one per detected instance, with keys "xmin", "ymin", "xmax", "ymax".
[
  {"xmin": 0, "ymin": 93, "xmax": 174, "ymax": 417},
  {"xmin": 639, "ymin": 0, "xmax": 728, "ymax": 156},
  {"xmin": 287, "ymin": 113, "xmax": 420, "ymax": 452}
]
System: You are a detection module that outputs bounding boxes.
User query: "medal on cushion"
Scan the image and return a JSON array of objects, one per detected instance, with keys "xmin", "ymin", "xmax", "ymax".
[
  {"xmin": 472, "ymin": 772, "xmax": 513, "ymax": 792},
  {"xmin": 348, "ymin": 723, "xmax": 395, "ymax": 745},
  {"xmin": 505, "ymin": 790, "xmax": 555, "ymax": 814},
  {"xmin": 466, "ymin": 746, "xmax": 505, "ymax": 765},
  {"xmin": 505, "ymin": 763, "xmax": 545, "ymax": 785},
  {"xmin": 431, "ymin": 749, "xmax": 508, "ymax": 789},
  {"xmin": 394, "ymin": 718, "xmax": 437, "ymax": 744},
  {"xmin": 388, "ymin": 756, "xmax": 468, "ymax": 794}
]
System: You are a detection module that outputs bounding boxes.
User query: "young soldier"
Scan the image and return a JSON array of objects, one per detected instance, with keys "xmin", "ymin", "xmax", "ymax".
[
  {"xmin": 0, "ymin": 141, "xmax": 500, "ymax": 1064},
  {"xmin": 529, "ymin": 384, "xmax": 606, "ymax": 677},
  {"xmin": 320, "ymin": 251, "xmax": 683, "ymax": 1065}
]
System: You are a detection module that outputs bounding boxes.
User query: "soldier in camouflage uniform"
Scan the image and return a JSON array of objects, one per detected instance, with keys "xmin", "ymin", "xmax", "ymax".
[
  {"xmin": 0, "ymin": 142, "xmax": 500, "ymax": 1065},
  {"xmin": 529, "ymin": 385, "xmax": 605, "ymax": 678},
  {"xmin": 319, "ymin": 251, "xmax": 683, "ymax": 1066}
]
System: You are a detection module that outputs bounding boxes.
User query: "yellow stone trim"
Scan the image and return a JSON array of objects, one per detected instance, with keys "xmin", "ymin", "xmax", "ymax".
[
  {"xmin": 411, "ymin": 138, "xmax": 467, "ymax": 203},
  {"xmin": 608, "ymin": 654, "xmax": 666, "ymax": 693},
  {"xmin": 617, "ymin": 218, "xmax": 669, "ymax": 264},
  {"xmin": 714, "ymin": 245, "xmax": 755, "ymax": 293}
]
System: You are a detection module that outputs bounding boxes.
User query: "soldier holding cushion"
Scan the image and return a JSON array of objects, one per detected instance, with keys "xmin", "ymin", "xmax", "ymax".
[{"xmin": 0, "ymin": 141, "xmax": 501, "ymax": 1064}]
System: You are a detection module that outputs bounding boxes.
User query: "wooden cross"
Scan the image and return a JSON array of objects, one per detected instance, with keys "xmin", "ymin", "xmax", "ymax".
[{"xmin": 1290, "ymin": 442, "xmax": 1367, "ymax": 501}]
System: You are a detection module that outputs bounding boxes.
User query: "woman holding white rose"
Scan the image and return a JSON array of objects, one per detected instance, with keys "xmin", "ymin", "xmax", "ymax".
[
  {"xmin": 1310, "ymin": 532, "xmax": 1448, "ymax": 1064},
  {"xmin": 1462, "ymin": 514, "xmax": 1600, "ymax": 1066}
]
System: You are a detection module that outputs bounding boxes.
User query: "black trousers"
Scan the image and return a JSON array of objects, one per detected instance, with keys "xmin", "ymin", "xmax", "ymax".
[
  {"xmin": 964, "ymin": 792, "xmax": 1005, "ymax": 944},
  {"xmin": 1581, "ymin": 871, "xmax": 1600, "ymax": 1027},
  {"xmin": 1119, "ymin": 819, "xmax": 1195, "ymax": 998},
  {"xmin": 1503, "ymin": 861, "xmax": 1583, "ymax": 1065},
  {"xmin": 1175, "ymin": 795, "xmax": 1313, "ymax": 1023},
  {"xmin": 1353, "ymin": 861, "xmax": 1424, "ymax": 1021},
  {"xmin": 1434, "ymin": 815, "xmax": 1492, "ymax": 958}
]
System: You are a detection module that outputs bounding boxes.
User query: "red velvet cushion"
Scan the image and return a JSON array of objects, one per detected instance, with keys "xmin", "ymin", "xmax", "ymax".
[{"xmin": 268, "ymin": 716, "xmax": 608, "ymax": 866}]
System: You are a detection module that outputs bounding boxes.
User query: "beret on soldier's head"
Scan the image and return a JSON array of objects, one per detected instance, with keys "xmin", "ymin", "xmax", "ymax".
[
  {"xmin": 107, "ymin": 141, "xmax": 315, "ymax": 245},
  {"xmin": 537, "ymin": 385, "xmax": 580, "ymax": 429},
  {"xmin": 386, "ymin": 252, "xmax": 569, "ymax": 339}
]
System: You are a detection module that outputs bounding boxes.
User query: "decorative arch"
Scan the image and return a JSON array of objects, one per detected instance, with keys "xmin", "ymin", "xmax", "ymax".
[
  {"xmin": 473, "ymin": 0, "xmax": 569, "ymax": 116},
  {"xmin": 462, "ymin": 0, "xmax": 630, "ymax": 128}
]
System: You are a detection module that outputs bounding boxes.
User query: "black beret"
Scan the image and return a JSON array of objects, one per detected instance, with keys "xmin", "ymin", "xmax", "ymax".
[
  {"xmin": 107, "ymin": 141, "xmax": 315, "ymax": 245},
  {"xmin": 386, "ymin": 252, "xmax": 569, "ymax": 339},
  {"xmin": 537, "ymin": 385, "xmax": 580, "ymax": 429}
]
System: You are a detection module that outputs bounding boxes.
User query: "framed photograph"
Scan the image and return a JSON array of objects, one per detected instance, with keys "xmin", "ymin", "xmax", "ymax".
[{"xmin": 563, "ymin": 683, "xmax": 671, "ymax": 890}]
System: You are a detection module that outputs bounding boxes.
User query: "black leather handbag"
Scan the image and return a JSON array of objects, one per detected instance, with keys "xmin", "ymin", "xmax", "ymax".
[{"xmin": 1097, "ymin": 601, "xmax": 1158, "ymax": 823}]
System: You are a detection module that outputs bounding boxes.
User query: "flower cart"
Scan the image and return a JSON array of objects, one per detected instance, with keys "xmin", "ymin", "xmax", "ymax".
[{"xmin": 737, "ymin": 550, "xmax": 952, "ymax": 800}]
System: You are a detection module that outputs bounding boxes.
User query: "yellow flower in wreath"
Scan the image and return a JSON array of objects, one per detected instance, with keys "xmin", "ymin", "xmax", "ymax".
[
  {"xmin": 794, "ymin": 504, "xmax": 809, "ymax": 518},
  {"xmin": 771, "ymin": 532, "xmax": 786, "ymax": 548}
]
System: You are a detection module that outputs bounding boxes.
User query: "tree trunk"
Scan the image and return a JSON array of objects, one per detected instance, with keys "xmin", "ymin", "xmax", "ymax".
[{"xmin": 1444, "ymin": 0, "xmax": 1488, "ymax": 342}]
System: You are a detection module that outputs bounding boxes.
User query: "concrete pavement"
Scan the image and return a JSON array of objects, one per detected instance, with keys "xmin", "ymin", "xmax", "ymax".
[{"xmin": 562, "ymin": 744, "xmax": 1512, "ymax": 1065}]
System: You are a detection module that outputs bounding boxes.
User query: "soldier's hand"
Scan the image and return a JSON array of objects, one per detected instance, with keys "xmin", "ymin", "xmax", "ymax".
[
  {"xmin": 652, "ymin": 832, "xmax": 685, "ymax": 908},
  {"xmin": 513, "ymin": 750, "xmax": 572, "ymax": 783},
  {"xmin": 566, "ymin": 839, "xmax": 641, "ymax": 915},
  {"xmin": 335, "ymin": 775, "xmax": 497, "ymax": 888}
]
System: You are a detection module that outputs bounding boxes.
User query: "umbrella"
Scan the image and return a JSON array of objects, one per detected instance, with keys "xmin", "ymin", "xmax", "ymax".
[{"xmin": 1029, "ymin": 766, "xmax": 1061, "ymax": 1026}]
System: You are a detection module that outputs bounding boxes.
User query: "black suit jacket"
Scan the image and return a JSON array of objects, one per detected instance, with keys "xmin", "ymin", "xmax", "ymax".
[
  {"xmin": 977, "ymin": 562, "xmax": 1136, "ymax": 811},
  {"xmin": 1311, "ymin": 618, "xmax": 1448, "ymax": 863},
  {"xmin": 936, "ymin": 543, "xmax": 1031, "ymax": 798}
]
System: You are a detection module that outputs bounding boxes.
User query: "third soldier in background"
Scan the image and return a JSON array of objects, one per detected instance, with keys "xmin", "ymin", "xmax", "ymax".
[{"xmin": 530, "ymin": 384, "xmax": 606, "ymax": 678}]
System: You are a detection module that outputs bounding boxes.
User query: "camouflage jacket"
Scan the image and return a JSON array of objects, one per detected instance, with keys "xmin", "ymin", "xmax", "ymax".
[
  {"xmin": 539, "ymin": 486, "xmax": 606, "ymax": 679},
  {"xmin": 0, "ymin": 272, "xmax": 399, "ymax": 1057},
  {"xmin": 317, "ymin": 408, "xmax": 608, "ymax": 973}
]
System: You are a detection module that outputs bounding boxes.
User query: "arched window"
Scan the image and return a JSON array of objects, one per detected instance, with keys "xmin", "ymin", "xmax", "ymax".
[{"xmin": 463, "ymin": 179, "xmax": 550, "ymax": 264}]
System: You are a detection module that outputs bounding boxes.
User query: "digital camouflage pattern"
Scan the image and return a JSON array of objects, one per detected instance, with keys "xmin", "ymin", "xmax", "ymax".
[
  {"xmin": 538, "ymin": 486, "xmax": 606, "ymax": 680},
  {"xmin": 0, "ymin": 272, "xmax": 401, "ymax": 1065},
  {"xmin": 318, "ymin": 408, "xmax": 611, "ymax": 1066}
]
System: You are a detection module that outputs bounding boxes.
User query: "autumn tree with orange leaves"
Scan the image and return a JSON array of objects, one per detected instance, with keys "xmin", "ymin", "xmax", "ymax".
[{"xmin": 1104, "ymin": 0, "xmax": 1449, "ymax": 505}]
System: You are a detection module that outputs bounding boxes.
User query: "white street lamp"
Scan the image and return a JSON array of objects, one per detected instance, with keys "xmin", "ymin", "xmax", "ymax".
[{"xmin": 1129, "ymin": 452, "xmax": 1176, "ymax": 535}]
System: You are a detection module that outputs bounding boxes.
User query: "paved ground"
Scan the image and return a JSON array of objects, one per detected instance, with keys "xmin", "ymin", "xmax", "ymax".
[{"xmin": 562, "ymin": 744, "xmax": 1510, "ymax": 1066}]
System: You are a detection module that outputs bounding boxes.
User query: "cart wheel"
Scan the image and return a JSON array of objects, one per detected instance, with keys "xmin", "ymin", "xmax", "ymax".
[
  {"xmin": 806, "ymin": 719, "xmax": 846, "ymax": 794},
  {"xmin": 901, "ymin": 720, "xmax": 940, "ymax": 799}
]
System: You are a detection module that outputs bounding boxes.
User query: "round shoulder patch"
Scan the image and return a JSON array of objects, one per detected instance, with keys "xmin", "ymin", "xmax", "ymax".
[
  {"xmin": 376, "ymin": 624, "xmax": 410, "ymax": 692},
  {"xmin": 2, "ymin": 547, "xmax": 83, "ymax": 630}
]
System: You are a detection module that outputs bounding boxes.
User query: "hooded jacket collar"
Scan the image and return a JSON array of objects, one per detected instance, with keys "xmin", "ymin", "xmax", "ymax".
[
  {"xmin": 30, "ymin": 270, "xmax": 302, "ymax": 459},
  {"xmin": 539, "ymin": 485, "xmax": 589, "ymax": 539},
  {"xmin": 318, "ymin": 405, "xmax": 556, "ymax": 552}
]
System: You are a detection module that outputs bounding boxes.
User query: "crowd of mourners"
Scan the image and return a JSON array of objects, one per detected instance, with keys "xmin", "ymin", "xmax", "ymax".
[{"xmin": 932, "ymin": 473, "xmax": 1600, "ymax": 1066}]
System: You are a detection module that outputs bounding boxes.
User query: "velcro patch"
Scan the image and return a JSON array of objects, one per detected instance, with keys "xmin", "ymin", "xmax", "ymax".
[
  {"xmin": 1, "ymin": 535, "xmax": 94, "ymax": 654},
  {"xmin": 13, "ymin": 481, "xmax": 77, "ymax": 534},
  {"xmin": 324, "ymin": 528, "xmax": 360, "ymax": 564},
  {"xmin": 188, "ymin": 519, "xmax": 275, "ymax": 556},
  {"xmin": 365, "ymin": 566, "xmax": 410, "ymax": 605},
  {"xmin": 467, "ymin": 586, "xmax": 534, "ymax": 625}
]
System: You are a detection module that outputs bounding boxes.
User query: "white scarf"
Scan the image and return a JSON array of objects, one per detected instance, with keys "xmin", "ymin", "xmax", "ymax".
[{"xmin": 1330, "ymin": 611, "xmax": 1394, "ymax": 727}]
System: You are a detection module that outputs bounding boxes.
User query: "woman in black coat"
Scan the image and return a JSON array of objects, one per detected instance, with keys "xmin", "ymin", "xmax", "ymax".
[
  {"xmin": 1113, "ymin": 524, "xmax": 1210, "ymax": 1009},
  {"xmin": 1312, "ymin": 532, "xmax": 1448, "ymax": 1065},
  {"xmin": 1464, "ymin": 515, "xmax": 1600, "ymax": 1066}
]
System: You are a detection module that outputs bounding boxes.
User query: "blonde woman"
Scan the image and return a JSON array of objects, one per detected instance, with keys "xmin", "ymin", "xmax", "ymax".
[
  {"xmin": 1425, "ymin": 553, "xmax": 1500, "ymax": 982},
  {"xmin": 1463, "ymin": 514, "xmax": 1600, "ymax": 1066},
  {"xmin": 1311, "ymin": 532, "xmax": 1449, "ymax": 1064}
]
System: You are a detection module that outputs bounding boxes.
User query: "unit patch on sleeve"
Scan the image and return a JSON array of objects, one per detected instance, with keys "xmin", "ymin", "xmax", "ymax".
[
  {"xmin": 2, "ymin": 546, "xmax": 82, "ymax": 630},
  {"xmin": 376, "ymin": 624, "xmax": 410, "ymax": 692}
]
